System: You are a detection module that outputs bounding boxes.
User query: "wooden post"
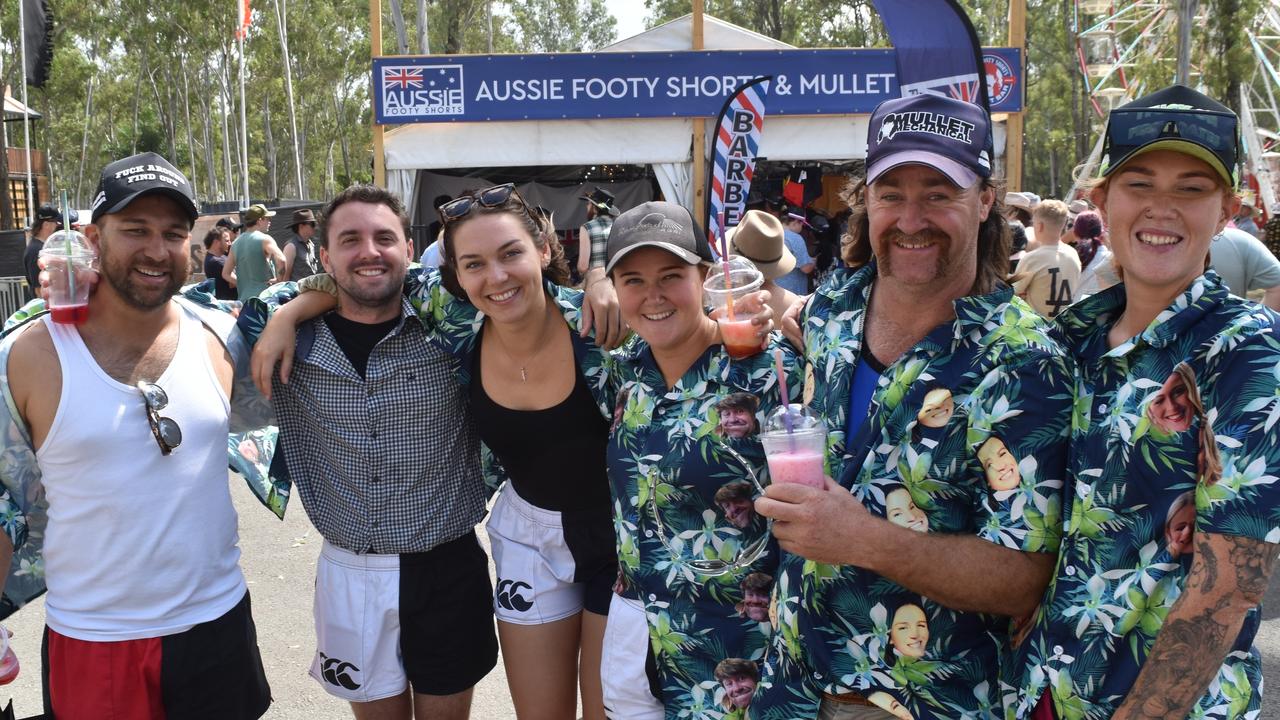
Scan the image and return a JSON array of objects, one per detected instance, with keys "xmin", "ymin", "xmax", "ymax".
[
  {"xmin": 371, "ymin": 0, "xmax": 387, "ymax": 188},
  {"xmin": 1006, "ymin": 0, "xmax": 1026, "ymax": 192},
  {"xmin": 690, "ymin": 0, "xmax": 706, "ymax": 221}
]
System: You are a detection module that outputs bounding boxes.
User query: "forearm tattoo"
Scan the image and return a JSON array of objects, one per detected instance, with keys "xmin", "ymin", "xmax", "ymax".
[{"xmin": 1120, "ymin": 534, "xmax": 1278, "ymax": 719}]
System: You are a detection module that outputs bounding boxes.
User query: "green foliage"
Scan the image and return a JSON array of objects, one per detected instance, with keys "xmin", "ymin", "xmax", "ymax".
[{"xmin": 509, "ymin": 0, "xmax": 617, "ymax": 52}]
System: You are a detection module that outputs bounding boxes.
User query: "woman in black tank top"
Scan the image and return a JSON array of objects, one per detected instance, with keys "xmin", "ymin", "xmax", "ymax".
[{"xmin": 437, "ymin": 187, "xmax": 615, "ymax": 720}]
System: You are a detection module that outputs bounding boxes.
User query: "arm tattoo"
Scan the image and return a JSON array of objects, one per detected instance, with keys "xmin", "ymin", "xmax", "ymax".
[
  {"xmin": 1186, "ymin": 537, "xmax": 1218, "ymax": 593},
  {"xmin": 1126, "ymin": 597, "xmax": 1232, "ymax": 718},
  {"xmin": 1225, "ymin": 534, "xmax": 1277, "ymax": 601}
]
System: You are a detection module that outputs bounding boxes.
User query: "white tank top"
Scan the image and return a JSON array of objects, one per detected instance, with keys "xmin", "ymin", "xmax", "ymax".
[{"xmin": 36, "ymin": 305, "xmax": 246, "ymax": 641}]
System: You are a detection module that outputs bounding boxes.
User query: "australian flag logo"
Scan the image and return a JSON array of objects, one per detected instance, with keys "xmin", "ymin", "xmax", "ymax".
[{"xmin": 381, "ymin": 64, "xmax": 465, "ymax": 119}]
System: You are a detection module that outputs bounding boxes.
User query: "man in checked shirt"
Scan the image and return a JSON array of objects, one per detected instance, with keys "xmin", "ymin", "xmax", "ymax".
[{"xmin": 241, "ymin": 184, "xmax": 495, "ymax": 720}]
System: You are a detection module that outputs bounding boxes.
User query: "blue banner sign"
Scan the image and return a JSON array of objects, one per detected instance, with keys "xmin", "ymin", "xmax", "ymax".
[{"xmin": 372, "ymin": 48, "xmax": 1023, "ymax": 125}]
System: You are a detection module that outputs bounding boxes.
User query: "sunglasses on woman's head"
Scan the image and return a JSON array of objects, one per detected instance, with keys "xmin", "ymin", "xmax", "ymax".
[{"xmin": 440, "ymin": 184, "xmax": 532, "ymax": 224}]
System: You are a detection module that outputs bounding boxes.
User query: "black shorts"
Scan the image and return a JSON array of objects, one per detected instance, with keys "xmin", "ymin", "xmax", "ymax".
[{"xmin": 42, "ymin": 591, "xmax": 271, "ymax": 719}]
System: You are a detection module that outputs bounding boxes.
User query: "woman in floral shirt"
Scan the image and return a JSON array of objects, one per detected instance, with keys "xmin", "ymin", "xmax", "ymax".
[
  {"xmin": 599, "ymin": 201, "xmax": 806, "ymax": 719},
  {"xmin": 1005, "ymin": 85, "xmax": 1280, "ymax": 720}
]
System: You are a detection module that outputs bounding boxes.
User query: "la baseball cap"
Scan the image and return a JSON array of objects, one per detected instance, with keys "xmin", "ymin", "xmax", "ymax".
[
  {"xmin": 33, "ymin": 203, "xmax": 62, "ymax": 226},
  {"xmin": 91, "ymin": 152, "xmax": 199, "ymax": 227},
  {"xmin": 1100, "ymin": 84, "xmax": 1239, "ymax": 188},
  {"xmin": 865, "ymin": 93, "xmax": 994, "ymax": 188},
  {"xmin": 243, "ymin": 204, "xmax": 276, "ymax": 224},
  {"xmin": 605, "ymin": 201, "xmax": 714, "ymax": 274}
]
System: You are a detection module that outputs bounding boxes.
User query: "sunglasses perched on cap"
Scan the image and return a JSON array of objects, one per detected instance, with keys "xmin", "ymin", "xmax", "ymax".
[
  {"xmin": 1103, "ymin": 107, "xmax": 1240, "ymax": 184},
  {"xmin": 138, "ymin": 382, "xmax": 182, "ymax": 455},
  {"xmin": 440, "ymin": 184, "xmax": 532, "ymax": 224},
  {"xmin": 646, "ymin": 442, "xmax": 772, "ymax": 577}
]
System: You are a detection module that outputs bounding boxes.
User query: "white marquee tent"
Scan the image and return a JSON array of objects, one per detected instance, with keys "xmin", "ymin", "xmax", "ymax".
[{"xmin": 383, "ymin": 14, "xmax": 1008, "ymax": 220}]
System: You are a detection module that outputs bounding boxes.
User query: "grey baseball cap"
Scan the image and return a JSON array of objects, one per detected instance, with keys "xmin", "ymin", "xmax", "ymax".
[{"xmin": 604, "ymin": 201, "xmax": 714, "ymax": 274}]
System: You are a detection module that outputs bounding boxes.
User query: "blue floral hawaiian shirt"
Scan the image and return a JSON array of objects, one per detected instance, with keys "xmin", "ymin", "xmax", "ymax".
[
  {"xmin": 609, "ymin": 334, "xmax": 808, "ymax": 719},
  {"xmin": 760, "ymin": 265, "xmax": 1073, "ymax": 720},
  {"xmin": 0, "ymin": 283, "xmax": 287, "ymax": 620},
  {"xmin": 1003, "ymin": 272, "xmax": 1280, "ymax": 720}
]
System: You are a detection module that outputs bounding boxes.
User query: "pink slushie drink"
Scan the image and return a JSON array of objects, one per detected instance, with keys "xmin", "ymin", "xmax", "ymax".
[
  {"xmin": 761, "ymin": 404, "xmax": 826, "ymax": 488},
  {"xmin": 718, "ymin": 318, "xmax": 762, "ymax": 359},
  {"xmin": 765, "ymin": 446, "xmax": 825, "ymax": 488}
]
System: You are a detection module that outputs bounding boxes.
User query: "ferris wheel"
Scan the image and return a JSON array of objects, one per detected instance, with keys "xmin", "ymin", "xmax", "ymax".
[
  {"xmin": 1073, "ymin": 0, "xmax": 1187, "ymax": 117},
  {"xmin": 1242, "ymin": 4, "xmax": 1280, "ymax": 211}
]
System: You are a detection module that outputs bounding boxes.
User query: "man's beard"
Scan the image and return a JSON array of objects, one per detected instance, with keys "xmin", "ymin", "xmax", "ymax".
[
  {"xmin": 876, "ymin": 229, "xmax": 952, "ymax": 281},
  {"xmin": 100, "ymin": 246, "xmax": 188, "ymax": 310},
  {"xmin": 333, "ymin": 263, "xmax": 406, "ymax": 310}
]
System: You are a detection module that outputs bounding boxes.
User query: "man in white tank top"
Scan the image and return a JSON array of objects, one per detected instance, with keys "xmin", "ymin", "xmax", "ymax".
[{"xmin": 0, "ymin": 152, "xmax": 273, "ymax": 719}]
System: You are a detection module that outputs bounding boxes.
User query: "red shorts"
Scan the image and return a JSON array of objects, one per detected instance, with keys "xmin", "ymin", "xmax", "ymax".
[{"xmin": 41, "ymin": 592, "xmax": 271, "ymax": 720}]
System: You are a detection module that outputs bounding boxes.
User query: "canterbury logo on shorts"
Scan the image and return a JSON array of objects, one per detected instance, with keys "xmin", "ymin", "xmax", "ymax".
[
  {"xmin": 319, "ymin": 652, "xmax": 362, "ymax": 690},
  {"xmin": 496, "ymin": 579, "xmax": 534, "ymax": 612}
]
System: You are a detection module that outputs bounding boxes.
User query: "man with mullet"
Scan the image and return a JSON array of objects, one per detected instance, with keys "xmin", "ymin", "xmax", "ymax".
[
  {"xmin": 0, "ymin": 152, "xmax": 273, "ymax": 718},
  {"xmin": 755, "ymin": 94, "xmax": 1074, "ymax": 719}
]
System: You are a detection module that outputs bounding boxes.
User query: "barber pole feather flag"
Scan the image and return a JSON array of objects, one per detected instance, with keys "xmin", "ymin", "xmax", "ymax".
[
  {"xmin": 705, "ymin": 76, "xmax": 771, "ymax": 258},
  {"xmin": 235, "ymin": 0, "xmax": 252, "ymax": 40}
]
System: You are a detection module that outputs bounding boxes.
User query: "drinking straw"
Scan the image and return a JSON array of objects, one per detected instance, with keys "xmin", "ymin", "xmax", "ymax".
[
  {"xmin": 772, "ymin": 348, "xmax": 795, "ymax": 434},
  {"xmin": 60, "ymin": 190, "xmax": 75, "ymax": 300},
  {"xmin": 718, "ymin": 220, "xmax": 736, "ymax": 320}
]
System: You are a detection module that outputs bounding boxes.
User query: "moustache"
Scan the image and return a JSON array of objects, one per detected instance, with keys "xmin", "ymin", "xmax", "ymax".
[{"xmin": 883, "ymin": 229, "xmax": 951, "ymax": 247}]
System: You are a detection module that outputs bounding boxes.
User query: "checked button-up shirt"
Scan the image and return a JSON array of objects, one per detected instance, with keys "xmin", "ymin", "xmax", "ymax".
[{"xmin": 244, "ymin": 292, "xmax": 485, "ymax": 555}]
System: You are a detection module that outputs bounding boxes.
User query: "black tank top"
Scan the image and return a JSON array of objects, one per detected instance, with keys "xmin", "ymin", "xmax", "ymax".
[{"xmin": 470, "ymin": 326, "xmax": 611, "ymax": 513}]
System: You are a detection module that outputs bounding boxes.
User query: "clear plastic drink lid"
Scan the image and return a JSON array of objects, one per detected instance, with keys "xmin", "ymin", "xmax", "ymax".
[
  {"xmin": 39, "ymin": 230, "xmax": 95, "ymax": 258},
  {"xmin": 704, "ymin": 255, "xmax": 764, "ymax": 293},
  {"xmin": 764, "ymin": 404, "xmax": 823, "ymax": 434}
]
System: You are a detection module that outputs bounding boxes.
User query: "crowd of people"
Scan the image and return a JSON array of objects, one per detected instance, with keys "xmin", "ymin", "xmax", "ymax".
[{"xmin": 1, "ymin": 81, "xmax": 1279, "ymax": 720}]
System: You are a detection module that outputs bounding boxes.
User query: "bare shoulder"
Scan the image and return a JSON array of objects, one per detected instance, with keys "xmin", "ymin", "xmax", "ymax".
[
  {"xmin": 7, "ymin": 319, "xmax": 58, "ymax": 388},
  {"xmin": 6, "ymin": 320, "xmax": 60, "ymax": 444}
]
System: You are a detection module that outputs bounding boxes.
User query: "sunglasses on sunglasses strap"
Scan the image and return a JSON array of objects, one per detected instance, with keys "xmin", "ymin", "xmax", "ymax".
[
  {"xmin": 646, "ymin": 442, "xmax": 773, "ymax": 578},
  {"xmin": 138, "ymin": 381, "xmax": 182, "ymax": 456}
]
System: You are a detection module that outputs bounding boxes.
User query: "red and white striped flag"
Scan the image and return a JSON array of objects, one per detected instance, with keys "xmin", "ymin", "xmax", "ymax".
[{"xmin": 706, "ymin": 76, "xmax": 771, "ymax": 258}]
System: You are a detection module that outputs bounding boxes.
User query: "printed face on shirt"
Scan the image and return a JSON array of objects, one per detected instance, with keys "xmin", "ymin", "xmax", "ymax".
[
  {"xmin": 716, "ymin": 394, "xmax": 760, "ymax": 439},
  {"xmin": 1165, "ymin": 494, "xmax": 1196, "ymax": 558},
  {"xmin": 885, "ymin": 487, "xmax": 929, "ymax": 533},
  {"xmin": 715, "ymin": 482, "xmax": 756, "ymax": 529},
  {"xmin": 719, "ymin": 673, "xmax": 756, "ymax": 709},
  {"xmin": 890, "ymin": 603, "xmax": 929, "ymax": 659},
  {"xmin": 868, "ymin": 692, "xmax": 916, "ymax": 720},
  {"xmin": 978, "ymin": 436, "xmax": 1021, "ymax": 491},
  {"xmin": 917, "ymin": 388, "xmax": 955, "ymax": 428},
  {"xmin": 1147, "ymin": 370, "xmax": 1196, "ymax": 434},
  {"xmin": 739, "ymin": 587, "xmax": 770, "ymax": 622}
]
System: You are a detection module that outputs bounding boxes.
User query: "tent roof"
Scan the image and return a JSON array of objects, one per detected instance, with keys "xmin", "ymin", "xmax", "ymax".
[
  {"xmin": 3, "ymin": 87, "xmax": 41, "ymax": 121},
  {"xmin": 601, "ymin": 14, "xmax": 793, "ymax": 52}
]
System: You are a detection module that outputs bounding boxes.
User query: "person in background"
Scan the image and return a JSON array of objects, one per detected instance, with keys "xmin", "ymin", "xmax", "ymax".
[
  {"xmin": 576, "ymin": 187, "xmax": 618, "ymax": 280},
  {"xmin": 282, "ymin": 208, "xmax": 320, "ymax": 282},
  {"xmin": 1233, "ymin": 197, "xmax": 1261, "ymax": 238},
  {"xmin": 203, "ymin": 227, "xmax": 239, "ymax": 301},
  {"xmin": 1012, "ymin": 199, "xmax": 1081, "ymax": 318},
  {"xmin": 224, "ymin": 204, "xmax": 286, "ymax": 302},
  {"xmin": 777, "ymin": 211, "xmax": 816, "ymax": 294},
  {"xmin": 1209, "ymin": 226, "xmax": 1280, "ymax": 310},
  {"xmin": 1071, "ymin": 210, "xmax": 1119, "ymax": 298},
  {"xmin": 22, "ymin": 204, "xmax": 63, "ymax": 301},
  {"xmin": 728, "ymin": 209, "xmax": 803, "ymax": 320}
]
